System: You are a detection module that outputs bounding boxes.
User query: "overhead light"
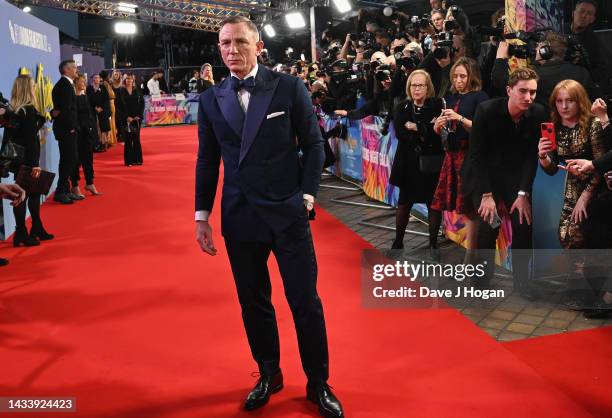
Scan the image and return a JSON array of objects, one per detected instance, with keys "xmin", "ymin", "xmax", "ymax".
[
  {"xmin": 332, "ymin": 0, "xmax": 352, "ymax": 14},
  {"xmin": 285, "ymin": 12, "xmax": 306, "ymax": 29},
  {"xmin": 383, "ymin": 6, "xmax": 393, "ymax": 17},
  {"xmin": 114, "ymin": 21, "xmax": 137, "ymax": 35},
  {"xmin": 117, "ymin": 2, "xmax": 137, "ymax": 14},
  {"xmin": 23, "ymin": 6, "xmax": 32, "ymax": 13},
  {"xmin": 263, "ymin": 24, "xmax": 275, "ymax": 38}
]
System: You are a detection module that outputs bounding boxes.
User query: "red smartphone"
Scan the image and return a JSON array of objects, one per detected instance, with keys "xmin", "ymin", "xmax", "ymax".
[{"xmin": 541, "ymin": 122, "xmax": 556, "ymax": 151}]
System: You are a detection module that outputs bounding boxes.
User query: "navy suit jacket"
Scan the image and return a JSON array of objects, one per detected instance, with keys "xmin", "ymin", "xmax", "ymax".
[{"xmin": 195, "ymin": 66, "xmax": 325, "ymax": 241}]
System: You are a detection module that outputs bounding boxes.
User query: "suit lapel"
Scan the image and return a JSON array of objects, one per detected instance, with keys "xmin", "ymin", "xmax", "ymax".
[
  {"xmin": 239, "ymin": 70, "xmax": 280, "ymax": 166},
  {"xmin": 214, "ymin": 79, "xmax": 244, "ymax": 139}
]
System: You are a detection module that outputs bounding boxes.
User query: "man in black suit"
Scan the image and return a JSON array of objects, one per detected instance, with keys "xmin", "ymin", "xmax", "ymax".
[
  {"xmin": 51, "ymin": 60, "xmax": 82, "ymax": 204},
  {"xmin": 194, "ymin": 16, "xmax": 343, "ymax": 418},
  {"xmin": 463, "ymin": 67, "xmax": 547, "ymax": 299}
]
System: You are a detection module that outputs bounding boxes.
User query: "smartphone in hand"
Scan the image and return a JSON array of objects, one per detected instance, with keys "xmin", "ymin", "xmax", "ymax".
[{"xmin": 541, "ymin": 122, "xmax": 556, "ymax": 151}]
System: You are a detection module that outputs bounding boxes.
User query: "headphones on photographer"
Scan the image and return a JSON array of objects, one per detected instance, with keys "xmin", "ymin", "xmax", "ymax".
[{"xmin": 538, "ymin": 41, "xmax": 553, "ymax": 61}]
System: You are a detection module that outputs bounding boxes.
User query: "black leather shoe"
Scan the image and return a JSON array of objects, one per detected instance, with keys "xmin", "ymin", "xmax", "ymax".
[
  {"xmin": 244, "ymin": 371, "xmax": 283, "ymax": 411},
  {"xmin": 30, "ymin": 226, "xmax": 54, "ymax": 241},
  {"xmin": 67, "ymin": 192, "xmax": 85, "ymax": 201},
  {"xmin": 0, "ymin": 258, "xmax": 9, "ymax": 266},
  {"xmin": 53, "ymin": 193, "xmax": 74, "ymax": 204},
  {"xmin": 307, "ymin": 382, "xmax": 344, "ymax": 418}
]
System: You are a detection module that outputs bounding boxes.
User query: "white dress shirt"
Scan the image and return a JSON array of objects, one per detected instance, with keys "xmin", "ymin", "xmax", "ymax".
[
  {"xmin": 195, "ymin": 64, "xmax": 314, "ymax": 222},
  {"xmin": 147, "ymin": 78, "xmax": 161, "ymax": 95}
]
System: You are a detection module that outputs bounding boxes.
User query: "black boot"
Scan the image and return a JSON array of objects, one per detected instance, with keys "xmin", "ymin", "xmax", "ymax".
[
  {"xmin": 13, "ymin": 227, "xmax": 40, "ymax": 247},
  {"xmin": 30, "ymin": 224, "xmax": 54, "ymax": 241}
]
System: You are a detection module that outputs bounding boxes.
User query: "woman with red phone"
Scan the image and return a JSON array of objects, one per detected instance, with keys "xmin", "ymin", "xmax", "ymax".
[{"xmin": 537, "ymin": 80, "xmax": 608, "ymax": 317}]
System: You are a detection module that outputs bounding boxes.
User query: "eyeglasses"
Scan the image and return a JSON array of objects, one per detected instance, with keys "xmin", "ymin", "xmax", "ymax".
[{"xmin": 410, "ymin": 84, "xmax": 427, "ymax": 89}]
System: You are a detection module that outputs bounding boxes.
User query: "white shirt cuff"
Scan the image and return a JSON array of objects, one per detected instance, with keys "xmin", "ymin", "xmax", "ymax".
[{"xmin": 195, "ymin": 210, "xmax": 209, "ymax": 222}]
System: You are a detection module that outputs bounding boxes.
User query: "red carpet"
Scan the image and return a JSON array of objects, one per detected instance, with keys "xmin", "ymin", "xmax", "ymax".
[
  {"xmin": 0, "ymin": 125, "xmax": 609, "ymax": 417},
  {"xmin": 504, "ymin": 328, "xmax": 612, "ymax": 418}
]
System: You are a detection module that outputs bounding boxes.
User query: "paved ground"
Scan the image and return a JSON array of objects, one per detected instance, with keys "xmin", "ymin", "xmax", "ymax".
[{"xmin": 316, "ymin": 174, "xmax": 612, "ymax": 341}]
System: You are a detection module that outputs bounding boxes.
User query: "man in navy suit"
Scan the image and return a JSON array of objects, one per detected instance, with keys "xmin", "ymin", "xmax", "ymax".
[{"xmin": 194, "ymin": 16, "xmax": 343, "ymax": 418}]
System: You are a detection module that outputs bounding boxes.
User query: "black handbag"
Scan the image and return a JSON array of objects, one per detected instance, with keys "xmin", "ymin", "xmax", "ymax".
[
  {"xmin": 418, "ymin": 154, "xmax": 443, "ymax": 174},
  {"xmin": 0, "ymin": 136, "xmax": 25, "ymax": 175}
]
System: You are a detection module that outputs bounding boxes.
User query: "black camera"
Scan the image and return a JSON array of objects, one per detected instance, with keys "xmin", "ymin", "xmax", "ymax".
[
  {"xmin": 349, "ymin": 33, "xmax": 359, "ymax": 42},
  {"xmin": 477, "ymin": 16, "xmax": 505, "ymax": 42},
  {"xmin": 410, "ymin": 15, "xmax": 431, "ymax": 29},
  {"xmin": 434, "ymin": 31, "xmax": 454, "ymax": 48},
  {"xmin": 508, "ymin": 44, "xmax": 531, "ymax": 59},
  {"xmin": 396, "ymin": 51, "xmax": 421, "ymax": 70},
  {"xmin": 375, "ymin": 66, "xmax": 391, "ymax": 82}
]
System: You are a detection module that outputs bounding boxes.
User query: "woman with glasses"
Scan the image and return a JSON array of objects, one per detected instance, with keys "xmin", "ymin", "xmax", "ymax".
[
  {"xmin": 432, "ymin": 57, "xmax": 488, "ymax": 261},
  {"xmin": 390, "ymin": 70, "xmax": 444, "ymax": 255}
]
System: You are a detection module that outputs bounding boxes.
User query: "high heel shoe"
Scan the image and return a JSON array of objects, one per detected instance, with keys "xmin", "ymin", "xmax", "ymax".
[
  {"xmin": 71, "ymin": 186, "xmax": 86, "ymax": 198},
  {"xmin": 30, "ymin": 225, "xmax": 54, "ymax": 241},
  {"xmin": 391, "ymin": 239, "xmax": 404, "ymax": 250},
  {"xmin": 13, "ymin": 228, "xmax": 40, "ymax": 247},
  {"xmin": 85, "ymin": 184, "xmax": 103, "ymax": 195}
]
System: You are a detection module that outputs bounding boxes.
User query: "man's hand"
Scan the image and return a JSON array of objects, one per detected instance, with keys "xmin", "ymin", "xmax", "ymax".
[
  {"xmin": 196, "ymin": 220, "xmax": 217, "ymax": 256},
  {"xmin": 0, "ymin": 184, "xmax": 26, "ymax": 207},
  {"xmin": 0, "ymin": 108, "xmax": 5, "ymax": 116},
  {"xmin": 478, "ymin": 195, "xmax": 497, "ymax": 224},
  {"xmin": 95, "ymin": 106, "xmax": 103, "ymax": 113},
  {"xmin": 564, "ymin": 159, "xmax": 595, "ymax": 176},
  {"xmin": 591, "ymin": 98, "xmax": 609, "ymax": 122},
  {"xmin": 334, "ymin": 110, "xmax": 348, "ymax": 117},
  {"xmin": 496, "ymin": 41, "xmax": 509, "ymax": 59},
  {"xmin": 510, "ymin": 195, "xmax": 532, "ymax": 225}
]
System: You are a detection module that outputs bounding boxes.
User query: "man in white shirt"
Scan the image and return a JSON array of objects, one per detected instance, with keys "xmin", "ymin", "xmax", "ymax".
[{"xmin": 146, "ymin": 71, "xmax": 162, "ymax": 95}]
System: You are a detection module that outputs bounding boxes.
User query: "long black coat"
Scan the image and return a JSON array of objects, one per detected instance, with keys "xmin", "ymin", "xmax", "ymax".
[{"xmin": 390, "ymin": 97, "xmax": 444, "ymax": 203}]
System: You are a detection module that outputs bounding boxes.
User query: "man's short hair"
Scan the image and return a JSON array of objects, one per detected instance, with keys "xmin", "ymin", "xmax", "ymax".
[
  {"xmin": 507, "ymin": 67, "xmax": 539, "ymax": 87},
  {"xmin": 219, "ymin": 16, "xmax": 259, "ymax": 40},
  {"xmin": 58, "ymin": 60, "xmax": 75, "ymax": 75},
  {"xmin": 575, "ymin": 0, "xmax": 597, "ymax": 11}
]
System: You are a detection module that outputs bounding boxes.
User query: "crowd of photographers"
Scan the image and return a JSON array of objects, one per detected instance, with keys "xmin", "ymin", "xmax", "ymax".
[{"xmin": 257, "ymin": 0, "xmax": 612, "ymax": 317}]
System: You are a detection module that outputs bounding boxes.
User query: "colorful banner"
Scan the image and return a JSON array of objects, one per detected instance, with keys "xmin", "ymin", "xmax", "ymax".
[
  {"xmin": 360, "ymin": 116, "xmax": 399, "ymax": 207},
  {"xmin": 144, "ymin": 93, "xmax": 199, "ymax": 126},
  {"xmin": 325, "ymin": 117, "xmax": 363, "ymax": 182}
]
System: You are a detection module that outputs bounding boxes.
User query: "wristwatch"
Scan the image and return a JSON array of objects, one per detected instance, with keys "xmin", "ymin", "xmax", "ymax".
[{"xmin": 518, "ymin": 190, "xmax": 529, "ymax": 198}]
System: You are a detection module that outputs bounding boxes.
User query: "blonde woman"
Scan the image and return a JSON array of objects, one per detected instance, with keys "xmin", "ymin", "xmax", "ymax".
[
  {"xmin": 199, "ymin": 63, "xmax": 214, "ymax": 93},
  {"xmin": 72, "ymin": 73, "xmax": 102, "ymax": 196},
  {"xmin": 389, "ymin": 70, "xmax": 444, "ymax": 253},
  {"xmin": 3, "ymin": 74, "xmax": 53, "ymax": 246}
]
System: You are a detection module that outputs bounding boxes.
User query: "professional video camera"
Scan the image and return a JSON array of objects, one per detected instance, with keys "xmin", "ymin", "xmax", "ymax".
[
  {"xmin": 410, "ymin": 14, "xmax": 431, "ymax": 30},
  {"xmin": 477, "ymin": 16, "xmax": 506, "ymax": 42},
  {"xmin": 434, "ymin": 31, "xmax": 455, "ymax": 48},
  {"xmin": 393, "ymin": 46, "xmax": 421, "ymax": 70},
  {"xmin": 503, "ymin": 30, "xmax": 547, "ymax": 60}
]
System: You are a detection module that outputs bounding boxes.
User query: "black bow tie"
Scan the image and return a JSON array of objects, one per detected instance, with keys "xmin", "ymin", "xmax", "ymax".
[{"xmin": 230, "ymin": 76, "xmax": 255, "ymax": 92}]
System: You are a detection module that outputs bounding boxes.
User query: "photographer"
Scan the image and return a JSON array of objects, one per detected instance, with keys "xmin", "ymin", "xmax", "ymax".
[
  {"xmin": 419, "ymin": 45, "xmax": 452, "ymax": 97},
  {"xmin": 492, "ymin": 33, "xmax": 598, "ymax": 110},
  {"xmin": 391, "ymin": 43, "xmax": 424, "ymax": 102},
  {"xmin": 334, "ymin": 64, "xmax": 394, "ymax": 122},
  {"xmin": 567, "ymin": 0, "xmax": 607, "ymax": 86}
]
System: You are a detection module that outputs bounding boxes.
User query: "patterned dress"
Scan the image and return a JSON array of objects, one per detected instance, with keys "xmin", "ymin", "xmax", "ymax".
[{"xmin": 544, "ymin": 118, "xmax": 606, "ymax": 248}]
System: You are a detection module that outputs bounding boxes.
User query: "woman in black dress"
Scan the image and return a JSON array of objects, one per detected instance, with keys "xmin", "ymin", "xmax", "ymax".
[
  {"xmin": 390, "ymin": 70, "xmax": 444, "ymax": 252},
  {"xmin": 117, "ymin": 72, "xmax": 145, "ymax": 166},
  {"xmin": 71, "ymin": 73, "xmax": 102, "ymax": 197},
  {"xmin": 4, "ymin": 74, "xmax": 53, "ymax": 246},
  {"xmin": 86, "ymin": 74, "xmax": 111, "ymax": 151}
]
